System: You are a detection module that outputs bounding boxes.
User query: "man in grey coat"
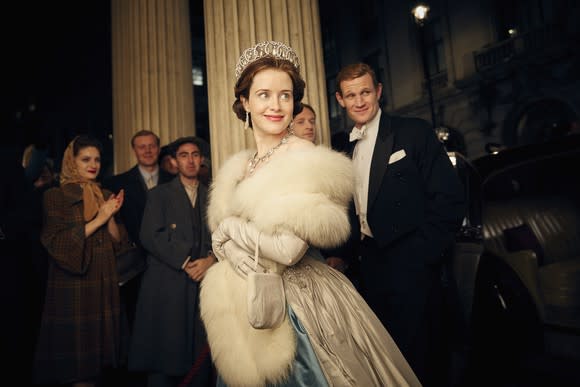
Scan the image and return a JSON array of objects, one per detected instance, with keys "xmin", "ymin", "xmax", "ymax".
[{"xmin": 128, "ymin": 136, "xmax": 215, "ymax": 387}]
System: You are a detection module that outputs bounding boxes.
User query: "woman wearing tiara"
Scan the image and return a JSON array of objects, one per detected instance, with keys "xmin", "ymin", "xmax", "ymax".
[{"xmin": 200, "ymin": 41, "xmax": 421, "ymax": 387}]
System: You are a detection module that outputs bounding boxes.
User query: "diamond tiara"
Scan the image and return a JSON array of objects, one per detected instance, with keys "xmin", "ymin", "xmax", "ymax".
[{"xmin": 235, "ymin": 41, "xmax": 300, "ymax": 80}]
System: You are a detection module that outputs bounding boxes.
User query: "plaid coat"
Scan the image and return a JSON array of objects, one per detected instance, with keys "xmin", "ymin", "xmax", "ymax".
[{"xmin": 33, "ymin": 183, "xmax": 126, "ymax": 384}]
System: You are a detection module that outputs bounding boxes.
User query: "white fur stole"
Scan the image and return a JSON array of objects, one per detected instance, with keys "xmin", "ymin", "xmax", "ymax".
[{"xmin": 201, "ymin": 145, "xmax": 354, "ymax": 386}]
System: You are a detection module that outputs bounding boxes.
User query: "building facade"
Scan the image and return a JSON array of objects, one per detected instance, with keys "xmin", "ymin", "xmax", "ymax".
[{"xmin": 320, "ymin": 0, "xmax": 580, "ymax": 159}]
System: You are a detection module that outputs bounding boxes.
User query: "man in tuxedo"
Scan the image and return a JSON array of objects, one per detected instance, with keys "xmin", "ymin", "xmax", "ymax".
[
  {"xmin": 102, "ymin": 130, "xmax": 174, "ymax": 382},
  {"xmin": 335, "ymin": 63, "xmax": 465, "ymax": 387}
]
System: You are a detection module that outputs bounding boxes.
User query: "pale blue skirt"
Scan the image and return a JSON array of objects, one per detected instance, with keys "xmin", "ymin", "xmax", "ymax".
[{"xmin": 216, "ymin": 305, "xmax": 328, "ymax": 387}]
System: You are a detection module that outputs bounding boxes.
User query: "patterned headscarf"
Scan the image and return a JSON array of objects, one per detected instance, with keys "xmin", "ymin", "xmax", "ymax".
[{"xmin": 60, "ymin": 136, "xmax": 105, "ymax": 221}]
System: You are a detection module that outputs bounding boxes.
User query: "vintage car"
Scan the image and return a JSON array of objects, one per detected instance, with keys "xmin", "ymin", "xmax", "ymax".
[{"xmin": 449, "ymin": 133, "xmax": 580, "ymax": 386}]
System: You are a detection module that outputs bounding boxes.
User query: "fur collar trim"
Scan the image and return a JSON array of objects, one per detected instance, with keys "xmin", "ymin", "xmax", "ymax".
[{"xmin": 208, "ymin": 145, "xmax": 354, "ymax": 249}]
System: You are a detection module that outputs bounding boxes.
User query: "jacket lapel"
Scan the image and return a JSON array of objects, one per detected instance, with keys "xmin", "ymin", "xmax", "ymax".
[
  {"xmin": 194, "ymin": 185, "xmax": 208, "ymax": 254},
  {"xmin": 367, "ymin": 113, "xmax": 394, "ymax": 209},
  {"xmin": 169, "ymin": 177, "xmax": 195, "ymax": 233},
  {"xmin": 128, "ymin": 166, "xmax": 148, "ymax": 194}
]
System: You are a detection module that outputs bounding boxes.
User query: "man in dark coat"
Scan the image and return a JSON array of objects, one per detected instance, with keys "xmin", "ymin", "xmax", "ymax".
[
  {"xmin": 334, "ymin": 63, "xmax": 465, "ymax": 387},
  {"xmin": 102, "ymin": 129, "xmax": 174, "ymax": 385},
  {"xmin": 102, "ymin": 132, "xmax": 174, "ymax": 324},
  {"xmin": 103, "ymin": 130, "xmax": 174, "ymax": 254},
  {"xmin": 128, "ymin": 136, "xmax": 215, "ymax": 387}
]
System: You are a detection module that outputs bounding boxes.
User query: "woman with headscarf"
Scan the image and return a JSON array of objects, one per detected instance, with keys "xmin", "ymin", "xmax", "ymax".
[{"xmin": 33, "ymin": 135, "xmax": 126, "ymax": 387}]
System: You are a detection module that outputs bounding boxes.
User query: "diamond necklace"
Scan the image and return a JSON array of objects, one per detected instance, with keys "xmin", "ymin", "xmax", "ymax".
[{"xmin": 248, "ymin": 131, "xmax": 293, "ymax": 175}]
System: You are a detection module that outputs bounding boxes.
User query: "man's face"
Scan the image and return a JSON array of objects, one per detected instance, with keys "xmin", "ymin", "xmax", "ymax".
[
  {"xmin": 175, "ymin": 142, "xmax": 202, "ymax": 179},
  {"xmin": 132, "ymin": 134, "xmax": 160, "ymax": 168},
  {"xmin": 292, "ymin": 107, "xmax": 316, "ymax": 143},
  {"xmin": 335, "ymin": 73, "xmax": 382, "ymax": 128}
]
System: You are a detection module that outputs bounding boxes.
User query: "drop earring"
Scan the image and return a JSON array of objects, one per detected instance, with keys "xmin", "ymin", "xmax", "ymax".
[
  {"xmin": 288, "ymin": 120, "xmax": 295, "ymax": 135},
  {"xmin": 245, "ymin": 111, "xmax": 250, "ymax": 130}
]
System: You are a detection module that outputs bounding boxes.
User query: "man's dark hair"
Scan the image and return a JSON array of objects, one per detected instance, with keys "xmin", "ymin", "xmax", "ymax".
[
  {"xmin": 170, "ymin": 136, "xmax": 203, "ymax": 157},
  {"xmin": 297, "ymin": 103, "xmax": 316, "ymax": 117},
  {"xmin": 159, "ymin": 143, "xmax": 174, "ymax": 163},
  {"xmin": 335, "ymin": 63, "xmax": 379, "ymax": 95}
]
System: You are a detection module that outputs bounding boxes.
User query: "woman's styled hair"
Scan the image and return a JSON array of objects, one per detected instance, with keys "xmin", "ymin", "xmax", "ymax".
[
  {"xmin": 232, "ymin": 56, "xmax": 305, "ymax": 128},
  {"xmin": 73, "ymin": 134, "xmax": 103, "ymax": 156}
]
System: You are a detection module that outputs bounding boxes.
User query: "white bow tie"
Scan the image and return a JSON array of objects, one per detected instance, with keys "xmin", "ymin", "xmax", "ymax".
[{"xmin": 349, "ymin": 126, "xmax": 367, "ymax": 142}]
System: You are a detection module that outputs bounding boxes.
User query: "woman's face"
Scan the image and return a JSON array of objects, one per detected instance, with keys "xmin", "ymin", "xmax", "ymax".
[
  {"xmin": 242, "ymin": 69, "xmax": 294, "ymax": 136},
  {"xmin": 74, "ymin": 146, "xmax": 101, "ymax": 181},
  {"xmin": 292, "ymin": 107, "xmax": 316, "ymax": 143}
]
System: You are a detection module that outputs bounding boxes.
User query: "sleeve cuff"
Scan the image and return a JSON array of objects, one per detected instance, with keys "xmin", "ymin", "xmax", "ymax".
[{"xmin": 181, "ymin": 255, "xmax": 191, "ymax": 269}]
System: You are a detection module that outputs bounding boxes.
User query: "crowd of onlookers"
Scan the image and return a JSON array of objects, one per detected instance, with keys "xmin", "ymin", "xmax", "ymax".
[{"xmin": 3, "ymin": 105, "xmax": 323, "ymax": 387}]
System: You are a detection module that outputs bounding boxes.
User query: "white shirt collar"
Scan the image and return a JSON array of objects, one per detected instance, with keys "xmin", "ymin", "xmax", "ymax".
[{"xmin": 138, "ymin": 165, "xmax": 159, "ymax": 180}]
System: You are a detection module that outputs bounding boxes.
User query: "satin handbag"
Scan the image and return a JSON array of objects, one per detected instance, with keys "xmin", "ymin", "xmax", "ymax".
[
  {"xmin": 116, "ymin": 241, "xmax": 147, "ymax": 286},
  {"xmin": 247, "ymin": 232, "xmax": 286, "ymax": 329}
]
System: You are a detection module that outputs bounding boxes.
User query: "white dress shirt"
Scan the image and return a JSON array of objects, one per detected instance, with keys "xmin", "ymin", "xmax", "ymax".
[
  {"xmin": 352, "ymin": 110, "xmax": 381, "ymax": 238},
  {"xmin": 183, "ymin": 181, "xmax": 199, "ymax": 208},
  {"xmin": 180, "ymin": 180, "xmax": 200, "ymax": 269}
]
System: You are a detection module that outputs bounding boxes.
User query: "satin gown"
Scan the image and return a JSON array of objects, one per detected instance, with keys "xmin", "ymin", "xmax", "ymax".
[{"xmin": 215, "ymin": 249, "xmax": 421, "ymax": 387}]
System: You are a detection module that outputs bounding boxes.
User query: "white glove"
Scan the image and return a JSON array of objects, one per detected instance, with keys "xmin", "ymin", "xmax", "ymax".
[
  {"xmin": 223, "ymin": 239, "xmax": 269, "ymax": 277},
  {"xmin": 212, "ymin": 216, "xmax": 308, "ymax": 266}
]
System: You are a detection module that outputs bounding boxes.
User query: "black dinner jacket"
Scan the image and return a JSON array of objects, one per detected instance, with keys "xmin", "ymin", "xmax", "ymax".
[
  {"xmin": 102, "ymin": 165, "xmax": 174, "ymax": 246},
  {"xmin": 345, "ymin": 112, "xmax": 465, "ymax": 270}
]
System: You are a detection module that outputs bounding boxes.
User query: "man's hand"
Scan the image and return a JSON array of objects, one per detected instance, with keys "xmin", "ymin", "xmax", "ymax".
[{"xmin": 184, "ymin": 254, "xmax": 216, "ymax": 282}]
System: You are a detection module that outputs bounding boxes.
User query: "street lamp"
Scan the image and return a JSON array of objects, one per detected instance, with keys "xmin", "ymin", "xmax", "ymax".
[
  {"xmin": 412, "ymin": 3, "xmax": 437, "ymax": 130},
  {"xmin": 412, "ymin": 4, "xmax": 430, "ymax": 26}
]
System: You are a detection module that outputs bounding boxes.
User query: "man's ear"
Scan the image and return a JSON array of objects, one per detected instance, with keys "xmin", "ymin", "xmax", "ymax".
[{"xmin": 335, "ymin": 92, "xmax": 345, "ymax": 108}]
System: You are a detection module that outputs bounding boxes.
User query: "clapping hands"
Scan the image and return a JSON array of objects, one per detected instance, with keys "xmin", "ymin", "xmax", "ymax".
[
  {"xmin": 98, "ymin": 189, "xmax": 124, "ymax": 222},
  {"xmin": 86, "ymin": 189, "xmax": 125, "ymax": 239}
]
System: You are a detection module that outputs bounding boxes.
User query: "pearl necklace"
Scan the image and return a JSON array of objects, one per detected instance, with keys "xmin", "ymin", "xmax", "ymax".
[{"xmin": 248, "ymin": 131, "xmax": 293, "ymax": 175}]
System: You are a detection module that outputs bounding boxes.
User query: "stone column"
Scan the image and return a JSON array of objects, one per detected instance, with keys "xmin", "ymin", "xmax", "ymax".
[
  {"xmin": 111, "ymin": 0, "xmax": 195, "ymax": 173},
  {"xmin": 204, "ymin": 0, "xmax": 329, "ymax": 170}
]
